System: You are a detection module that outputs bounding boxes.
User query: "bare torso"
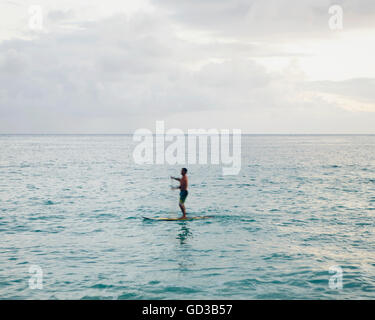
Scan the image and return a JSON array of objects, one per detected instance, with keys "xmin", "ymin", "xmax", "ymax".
[{"xmin": 180, "ymin": 175, "xmax": 188, "ymax": 191}]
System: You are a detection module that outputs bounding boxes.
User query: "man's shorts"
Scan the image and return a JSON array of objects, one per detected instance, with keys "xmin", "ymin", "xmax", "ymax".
[{"xmin": 179, "ymin": 190, "xmax": 188, "ymax": 204}]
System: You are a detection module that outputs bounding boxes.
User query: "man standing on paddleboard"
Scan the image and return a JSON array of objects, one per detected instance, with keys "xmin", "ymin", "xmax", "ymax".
[{"xmin": 171, "ymin": 168, "xmax": 188, "ymax": 219}]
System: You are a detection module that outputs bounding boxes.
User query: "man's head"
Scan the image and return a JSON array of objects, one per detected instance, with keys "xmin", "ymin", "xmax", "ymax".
[{"xmin": 181, "ymin": 168, "xmax": 188, "ymax": 175}]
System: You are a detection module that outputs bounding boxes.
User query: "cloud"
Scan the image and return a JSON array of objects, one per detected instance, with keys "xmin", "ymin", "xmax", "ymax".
[
  {"xmin": 152, "ymin": 0, "xmax": 375, "ymax": 40},
  {"xmin": 0, "ymin": 13, "xmax": 293, "ymax": 131},
  {"xmin": 304, "ymin": 78, "xmax": 375, "ymax": 103},
  {"xmin": 0, "ymin": 3, "xmax": 375, "ymax": 133},
  {"xmin": 302, "ymin": 78, "xmax": 375, "ymax": 112}
]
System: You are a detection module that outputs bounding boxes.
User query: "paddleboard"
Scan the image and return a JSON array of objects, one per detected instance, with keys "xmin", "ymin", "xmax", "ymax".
[{"xmin": 143, "ymin": 216, "xmax": 212, "ymax": 221}]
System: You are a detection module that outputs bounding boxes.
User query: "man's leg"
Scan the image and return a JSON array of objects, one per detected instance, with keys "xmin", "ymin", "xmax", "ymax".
[{"xmin": 179, "ymin": 203, "xmax": 186, "ymax": 218}]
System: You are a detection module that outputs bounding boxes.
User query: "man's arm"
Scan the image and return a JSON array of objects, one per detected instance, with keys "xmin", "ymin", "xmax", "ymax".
[{"xmin": 170, "ymin": 176, "xmax": 181, "ymax": 190}]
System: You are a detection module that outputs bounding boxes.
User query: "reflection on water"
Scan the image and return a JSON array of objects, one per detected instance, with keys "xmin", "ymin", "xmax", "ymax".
[
  {"xmin": 176, "ymin": 223, "xmax": 192, "ymax": 245},
  {"xmin": 176, "ymin": 223, "xmax": 195, "ymax": 273}
]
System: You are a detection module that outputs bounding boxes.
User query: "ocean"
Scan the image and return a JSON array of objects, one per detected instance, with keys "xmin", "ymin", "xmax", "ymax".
[{"xmin": 0, "ymin": 134, "xmax": 374, "ymax": 299}]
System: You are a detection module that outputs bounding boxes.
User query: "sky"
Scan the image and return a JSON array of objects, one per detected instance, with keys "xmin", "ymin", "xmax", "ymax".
[{"xmin": 0, "ymin": 0, "xmax": 374, "ymax": 133}]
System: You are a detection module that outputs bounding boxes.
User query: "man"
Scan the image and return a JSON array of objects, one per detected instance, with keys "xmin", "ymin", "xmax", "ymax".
[{"xmin": 171, "ymin": 168, "xmax": 188, "ymax": 219}]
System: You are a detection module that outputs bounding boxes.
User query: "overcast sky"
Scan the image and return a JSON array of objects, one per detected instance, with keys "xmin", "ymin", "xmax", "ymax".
[{"xmin": 0, "ymin": 0, "xmax": 374, "ymax": 133}]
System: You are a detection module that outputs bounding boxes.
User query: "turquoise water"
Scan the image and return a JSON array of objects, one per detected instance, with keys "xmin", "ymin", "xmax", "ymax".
[{"xmin": 0, "ymin": 135, "xmax": 374, "ymax": 299}]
